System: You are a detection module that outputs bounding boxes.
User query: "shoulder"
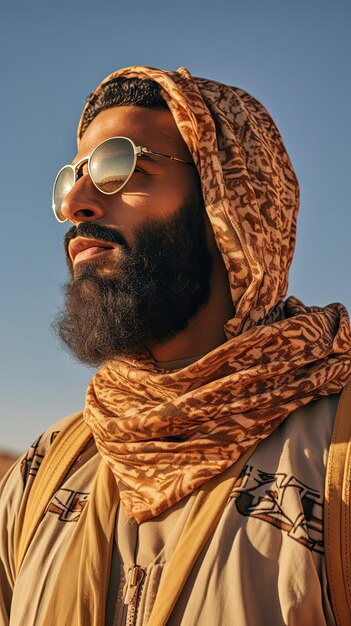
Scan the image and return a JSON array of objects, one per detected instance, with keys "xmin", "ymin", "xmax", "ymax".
[
  {"xmin": 0, "ymin": 412, "xmax": 82, "ymax": 592},
  {"xmin": 280, "ymin": 393, "xmax": 339, "ymax": 447},
  {"xmin": 6, "ymin": 411, "xmax": 85, "ymax": 492},
  {"xmin": 246, "ymin": 393, "xmax": 341, "ymax": 490},
  {"xmin": 287, "ymin": 393, "xmax": 339, "ymax": 442},
  {"xmin": 227, "ymin": 394, "xmax": 342, "ymax": 558},
  {"xmin": 0, "ymin": 411, "xmax": 85, "ymax": 537}
]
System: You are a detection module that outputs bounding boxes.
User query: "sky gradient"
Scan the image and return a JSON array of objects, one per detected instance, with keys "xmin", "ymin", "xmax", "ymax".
[{"xmin": 1, "ymin": 0, "xmax": 350, "ymax": 452}]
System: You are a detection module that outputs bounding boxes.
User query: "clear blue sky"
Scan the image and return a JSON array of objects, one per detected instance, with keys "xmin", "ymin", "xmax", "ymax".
[{"xmin": 1, "ymin": 0, "xmax": 350, "ymax": 452}]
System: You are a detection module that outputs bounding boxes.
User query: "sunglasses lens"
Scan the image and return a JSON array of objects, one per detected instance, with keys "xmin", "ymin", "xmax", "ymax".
[
  {"xmin": 52, "ymin": 166, "xmax": 75, "ymax": 222},
  {"xmin": 90, "ymin": 137, "xmax": 135, "ymax": 193}
]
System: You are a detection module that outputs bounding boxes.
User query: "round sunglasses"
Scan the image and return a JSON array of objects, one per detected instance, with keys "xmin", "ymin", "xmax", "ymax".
[{"xmin": 52, "ymin": 136, "xmax": 194, "ymax": 223}]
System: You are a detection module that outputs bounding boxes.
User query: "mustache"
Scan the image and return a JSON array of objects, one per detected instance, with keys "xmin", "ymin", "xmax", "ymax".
[{"xmin": 64, "ymin": 222, "xmax": 129, "ymax": 261}]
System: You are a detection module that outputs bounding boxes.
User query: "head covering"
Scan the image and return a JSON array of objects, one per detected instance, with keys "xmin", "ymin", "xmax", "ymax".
[
  {"xmin": 78, "ymin": 66, "xmax": 298, "ymax": 335},
  {"xmin": 79, "ymin": 66, "xmax": 351, "ymax": 523}
]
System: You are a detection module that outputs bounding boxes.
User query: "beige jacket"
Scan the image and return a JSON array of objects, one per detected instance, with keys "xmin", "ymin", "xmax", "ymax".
[{"xmin": 0, "ymin": 395, "xmax": 338, "ymax": 626}]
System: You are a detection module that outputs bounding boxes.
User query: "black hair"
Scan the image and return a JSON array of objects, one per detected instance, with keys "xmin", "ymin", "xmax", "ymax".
[{"xmin": 80, "ymin": 77, "xmax": 168, "ymax": 135}]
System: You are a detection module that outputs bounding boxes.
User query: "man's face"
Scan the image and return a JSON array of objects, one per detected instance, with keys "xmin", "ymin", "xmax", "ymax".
[
  {"xmin": 61, "ymin": 106, "xmax": 205, "ymax": 268},
  {"xmin": 55, "ymin": 106, "xmax": 215, "ymax": 365}
]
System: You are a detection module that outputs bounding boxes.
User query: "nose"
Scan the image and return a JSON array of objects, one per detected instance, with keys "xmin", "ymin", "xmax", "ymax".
[{"xmin": 60, "ymin": 174, "xmax": 106, "ymax": 224}]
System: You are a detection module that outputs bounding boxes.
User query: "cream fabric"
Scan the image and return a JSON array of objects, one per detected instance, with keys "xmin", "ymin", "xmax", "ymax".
[{"xmin": 0, "ymin": 396, "xmax": 339, "ymax": 625}]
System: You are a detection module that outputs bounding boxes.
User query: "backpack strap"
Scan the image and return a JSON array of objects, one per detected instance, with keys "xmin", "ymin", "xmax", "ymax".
[
  {"xmin": 146, "ymin": 442, "xmax": 259, "ymax": 626},
  {"xmin": 324, "ymin": 381, "xmax": 351, "ymax": 626},
  {"xmin": 13, "ymin": 411, "xmax": 92, "ymax": 576}
]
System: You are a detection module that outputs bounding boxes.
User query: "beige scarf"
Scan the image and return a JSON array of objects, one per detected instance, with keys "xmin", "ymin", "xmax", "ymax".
[
  {"xmin": 77, "ymin": 66, "xmax": 351, "ymax": 523},
  {"xmin": 84, "ymin": 298, "xmax": 351, "ymax": 523}
]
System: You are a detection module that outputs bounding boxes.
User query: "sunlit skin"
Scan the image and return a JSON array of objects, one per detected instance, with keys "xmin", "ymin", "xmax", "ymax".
[{"xmin": 60, "ymin": 106, "xmax": 234, "ymax": 362}]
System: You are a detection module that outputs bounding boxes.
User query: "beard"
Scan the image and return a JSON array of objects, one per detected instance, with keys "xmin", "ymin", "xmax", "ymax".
[{"xmin": 54, "ymin": 198, "xmax": 213, "ymax": 366}]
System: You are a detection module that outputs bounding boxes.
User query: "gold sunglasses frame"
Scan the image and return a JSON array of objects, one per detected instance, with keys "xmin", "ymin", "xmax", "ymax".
[{"xmin": 52, "ymin": 135, "xmax": 194, "ymax": 223}]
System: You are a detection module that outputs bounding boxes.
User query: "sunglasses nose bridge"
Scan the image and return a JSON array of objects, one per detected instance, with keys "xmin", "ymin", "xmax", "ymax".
[{"xmin": 73, "ymin": 156, "xmax": 89, "ymax": 180}]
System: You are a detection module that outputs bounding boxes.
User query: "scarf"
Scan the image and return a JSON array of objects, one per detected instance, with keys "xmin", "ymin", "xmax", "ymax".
[{"xmin": 79, "ymin": 66, "xmax": 351, "ymax": 523}]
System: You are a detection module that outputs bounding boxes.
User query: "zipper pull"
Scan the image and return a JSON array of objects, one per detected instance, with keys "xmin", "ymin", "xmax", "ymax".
[{"xmin": 124, "ymin": 566, "xmax": 140, "ymax": 605}]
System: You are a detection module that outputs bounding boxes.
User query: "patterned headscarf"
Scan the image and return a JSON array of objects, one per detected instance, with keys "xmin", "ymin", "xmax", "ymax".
[{"xmin": 80, "ymin": 66, "xmax": 351, "ymax": 523}]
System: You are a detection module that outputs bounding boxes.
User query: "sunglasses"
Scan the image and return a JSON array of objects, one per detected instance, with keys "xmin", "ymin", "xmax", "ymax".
[{"xmin": 52, "ymin": 136, "xmax": 194, "ymax": 223}]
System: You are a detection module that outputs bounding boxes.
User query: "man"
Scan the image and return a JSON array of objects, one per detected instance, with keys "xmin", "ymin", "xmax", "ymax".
[{"xmin": 1, "ymin": 66, "xmax": 351, "ymax": 626}]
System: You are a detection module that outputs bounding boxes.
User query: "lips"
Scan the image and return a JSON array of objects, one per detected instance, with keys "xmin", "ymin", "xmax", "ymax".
[{"xmin": 69, "ymin": 237, "xmax": 116, "ymax": 264}]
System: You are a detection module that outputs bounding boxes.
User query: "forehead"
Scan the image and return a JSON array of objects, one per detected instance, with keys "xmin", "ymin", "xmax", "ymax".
[{"xmin": 75, "ymin": 106, "xmax": 192, "ymax": 162}]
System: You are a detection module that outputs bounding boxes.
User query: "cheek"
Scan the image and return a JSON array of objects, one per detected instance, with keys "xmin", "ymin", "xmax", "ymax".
[
  {"xmin": 154, "ymin": 171, "xmax": 203, "ymax": 216},
  {"xmin": 120, "ymin": 182, "xmax": 193, "ymax": 220},
  {"xmin": 110, "ymin": 168, "xmax": 203, "ymax": 226}
]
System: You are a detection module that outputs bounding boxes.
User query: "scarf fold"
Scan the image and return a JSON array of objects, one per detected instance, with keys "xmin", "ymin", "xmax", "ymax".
[
  {"xmin": 78, "ymin": 66, "xmax": 351, "ymax": 523},
  {"xmin": 84, "ymin": 298, "xmax": 351, "ymax": 523}
]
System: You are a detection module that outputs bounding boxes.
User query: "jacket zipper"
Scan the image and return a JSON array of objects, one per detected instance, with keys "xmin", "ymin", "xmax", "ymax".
[{"xmin": 123, "ymin": 565, "xmax": 145, "ymax": 626}]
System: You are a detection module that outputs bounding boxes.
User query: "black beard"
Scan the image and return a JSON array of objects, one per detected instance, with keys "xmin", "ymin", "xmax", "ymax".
[{"xmin": 54, "ymin": 199, "xmax": 213, "ymax": 366}]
